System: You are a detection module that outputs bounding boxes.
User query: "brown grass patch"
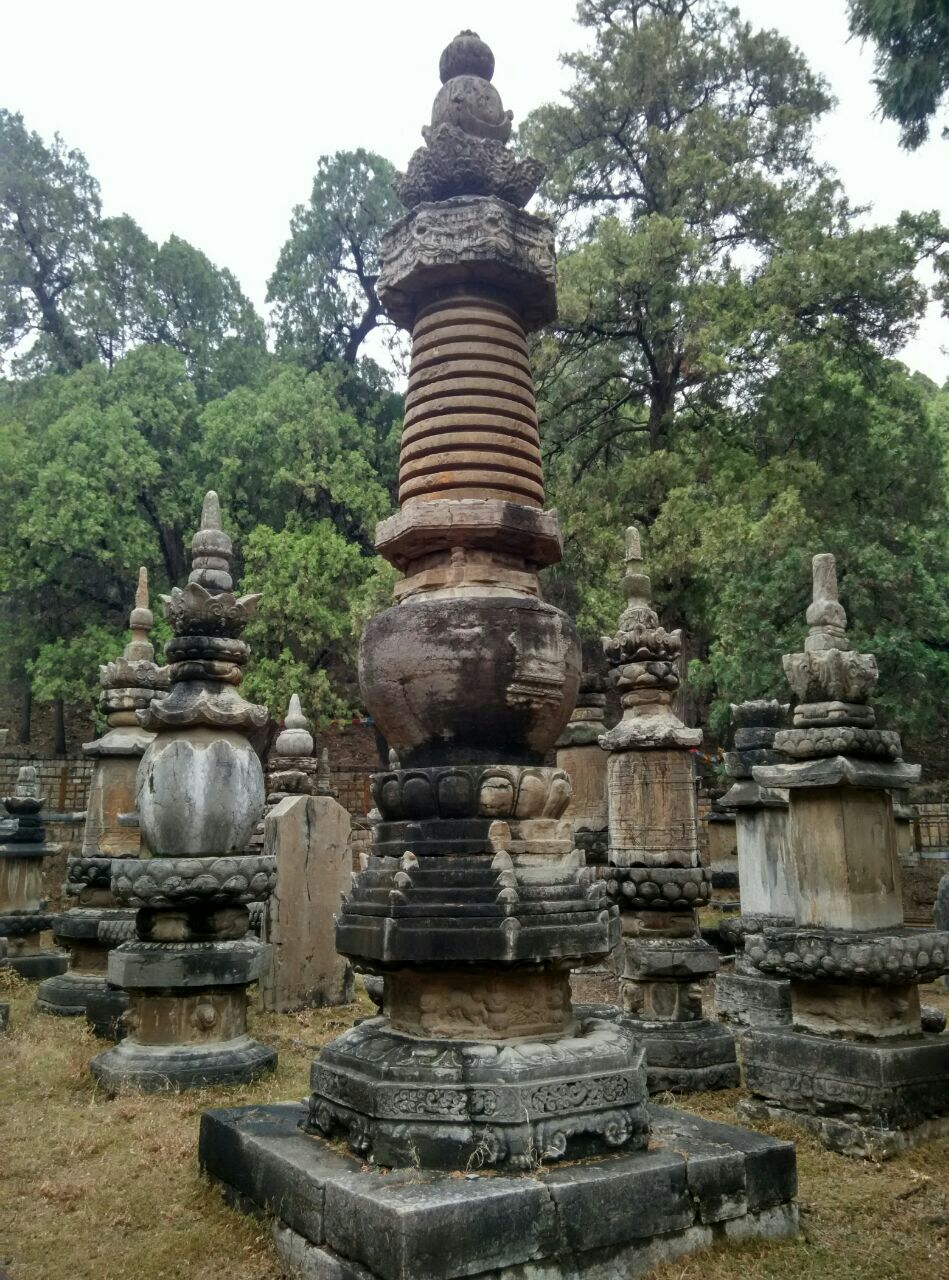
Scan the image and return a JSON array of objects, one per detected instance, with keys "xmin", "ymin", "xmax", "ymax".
[{"xmin": 1, "ymin": 972, "xmax": 949, "ymax": 1279}]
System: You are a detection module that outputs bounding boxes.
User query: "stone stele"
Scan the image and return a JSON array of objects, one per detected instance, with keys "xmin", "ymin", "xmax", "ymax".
[{"xmin": 200, "ymin": 31, "xmax": 797, "ymax": 1280}]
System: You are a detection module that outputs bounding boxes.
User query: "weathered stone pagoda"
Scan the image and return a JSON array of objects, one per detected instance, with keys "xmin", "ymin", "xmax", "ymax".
[
  {"xmin": 714, "ymin": 700, "xmax": 794, "ymax": 1028},
  {"xmin": 599, "ymin": 527, "xmax": 738, "ymax": 1091},
  {"xmin": 740, "ymin": 553, "xmax": 949, "ymax": 1157},
  {"xmin": 201, "ymin": 33, "xmax": 796, "ymax": 1277},
  {"xmin": 0, "ymin": 766, "xmax": 64, "ymax": 978},
  {"xmin": 37, "ymin": 569, "xmax": 167, "ymax": 1018},
  {"xmin": 90, "ymin": 492, "xmax": 276, "ymax": 1091}
]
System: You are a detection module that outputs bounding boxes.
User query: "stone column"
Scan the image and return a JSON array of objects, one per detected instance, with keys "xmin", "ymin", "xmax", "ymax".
[
  {"xmin": 90, "ymin": 492, "xmax": 276, "ymax": 1092},
  {"xmin": 740, "ymin": 553, "xmax": 949, "ymax": 1158},
  {"xmin": 714, "ymin": 700, "xmax": 794, "ymax": 1028},
  {"xmin": 258, "ymin": 695, "xmax": 354, "ymax": 1011},
  {"xmin": 199, "ymin": 37, "xmax": 798, "ymax": 1277},
  {"xmin": 0, "ymin": 767, "xmax": 65, "ymax": 978},
  {"xmin": 599, "ymin": 528, "xmax": 738, "ymax": 1092},
  {"xmin": 37, "ymin": 569, "xmax": 167, "ymax": 1019}
]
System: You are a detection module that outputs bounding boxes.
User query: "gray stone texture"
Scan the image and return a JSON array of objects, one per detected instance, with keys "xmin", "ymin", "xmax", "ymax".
[{"xmin": 260, "ymin": 795, "xmax": 354, "ymax": 1013}]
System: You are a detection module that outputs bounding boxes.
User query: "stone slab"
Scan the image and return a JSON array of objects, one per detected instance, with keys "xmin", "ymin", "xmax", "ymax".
[
  {"xmin": 715, "ymin": 970, "xmax": 791, "ymax": 1028},
  {"xmin": 738, "ymin": 1097, "xmax": 949, "ymax": 1161},
  {"xmin": 260, "ymin": 795, "xmax": 354, "ymax": 1013},
  {"xmin": 108, "ymin": 937, "xmax": 268, "ymax": 989},
  {"xmin": 200, "ymin": 1102, "xmax": 798, "ymax": 1280}
]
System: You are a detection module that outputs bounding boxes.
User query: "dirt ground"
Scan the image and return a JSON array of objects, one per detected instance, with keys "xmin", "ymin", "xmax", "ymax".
[{"xmin": 2, "ymin": 968, "xmax": 949, "ymax": 1280}]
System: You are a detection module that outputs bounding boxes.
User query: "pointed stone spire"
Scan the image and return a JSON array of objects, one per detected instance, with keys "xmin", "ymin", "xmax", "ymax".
[
  {"xmin": 189, "ymin": 490, "xmax": 233, "ymax": 593},
  {"xmin": 804, "ymin": 553, "xmax": 849, "ymax": 653},
  {"xmin": 125, "ymin": 567, "xmax": 155, "ymax": 663}
]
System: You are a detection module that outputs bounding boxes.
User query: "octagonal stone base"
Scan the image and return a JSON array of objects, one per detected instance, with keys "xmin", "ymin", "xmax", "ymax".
[
  {"xmin": 624, "ymin": 1018, "xmax": 740, "ymax": 1094},
  {"xmin": 308, "ymin": 1013, "xmax": 648, "ymax": 1171},
  {"xmin": 85, "ymin": 985, "xmax": 130, "ymax": 1041},
  {"xmin": 199, "ymin": 1102, "xmax": 798, "ymax": 1280},
  {"xmin": 715, "ymin": 971, "xmax": 792, "ymax": 1029}
]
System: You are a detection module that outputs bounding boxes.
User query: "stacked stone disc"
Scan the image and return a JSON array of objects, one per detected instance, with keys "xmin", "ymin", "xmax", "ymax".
[
  {"xmin": 740, "ymin": 553, "xmax": 949, "ymax": 1157},
  {"xmin": 598, "ymin": 528, "xmax": 738, "ymax": 1091},
  {"xmin": 37, "ymin": 569, "xmax": 168, "ymax": 1023},
  {"xmin": 0, "ymin": 767, "xmax": 65, "ymax": 979},
  {"xmin": 90, "ymin": 492, "xmax": 276, "ymax": 1092},
  {"xmin": 713, "ymin": 699, "xmax": 795, "ymax": 1029},
  {"xmin": 306, "ymin": 30, "xmax": 647, "ymax": 1170}
]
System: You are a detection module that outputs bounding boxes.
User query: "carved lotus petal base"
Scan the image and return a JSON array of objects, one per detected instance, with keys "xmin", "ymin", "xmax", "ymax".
[
  {"xmin": 372, "ymin": 764, "xmax": 572, "ymax": 821},
  {"xmin": 307, "ymin": 1012, "xmax": 647, "ymax": 1170},
  {"xmin": 111, "ymin": 855, "xmax": 276, "ymax": 908},
  {"xmin": 747, "ymin": 926, "xmax": 949, "ymax": 985}
]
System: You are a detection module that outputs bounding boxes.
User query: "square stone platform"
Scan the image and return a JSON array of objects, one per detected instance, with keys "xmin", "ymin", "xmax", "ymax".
[{"xmin": 200, "ymin": 1102, "xmax": 797, "ymax": 1279}]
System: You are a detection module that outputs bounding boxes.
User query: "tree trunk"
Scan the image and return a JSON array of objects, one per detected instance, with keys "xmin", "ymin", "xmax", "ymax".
[
  {"xmin": 53, "ymin": 699, "xmax": 67, "ymax": 755},
  {"xmin": 18, "ymin": 686, "xmax": 32, "ymax": 744}
]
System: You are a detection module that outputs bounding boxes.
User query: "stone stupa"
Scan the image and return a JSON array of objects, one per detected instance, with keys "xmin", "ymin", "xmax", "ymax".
[{"xmin": 200, "ymin": 32, "xmax": 797, "ymax": 1278}]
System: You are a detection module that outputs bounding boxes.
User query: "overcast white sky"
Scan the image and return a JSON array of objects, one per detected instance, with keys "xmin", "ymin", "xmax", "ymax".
[{"xmin": 2, "ymin": 0, "xmax": 947, "ymax": 380}]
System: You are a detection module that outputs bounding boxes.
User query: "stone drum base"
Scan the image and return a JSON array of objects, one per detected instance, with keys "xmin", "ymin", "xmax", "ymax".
[
  {"xmin": 626, "ymin": 1018, "xmax": 740, "ymax": 1093},
  {"xmin": 89, "ymin": 1034, "xmax": 277, "ymax": 1094},
  {"xmin": 715, "ymin": 970, "xmax": 791, "ymax": 1029},
  {"xmin": 36, "ymin": 969, "xmax": 109, "ymax": 1016},
  {"xmin": 199, "ymin": 1102, "xmax": 798, "ymax": 1280},
  {"xmin": 6, "ymin": 951, "xmax": 67, "ymax": 981},
  {"xmin": 740, "ymin": 1026, "xmax": 949, "ymax": 1159}
]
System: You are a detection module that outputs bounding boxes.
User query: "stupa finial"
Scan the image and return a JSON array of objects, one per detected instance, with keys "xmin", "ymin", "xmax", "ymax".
[
  {"xmin": 189, "ymin": 489, "xmax": 233, "ymax": 593},
  {"xmin": 275, "ymin": 693, "xmax": 314, "ymax": 758},
  {"xmin": 393, "ymin": 28, "xmax": 544, "ymax": 208}
]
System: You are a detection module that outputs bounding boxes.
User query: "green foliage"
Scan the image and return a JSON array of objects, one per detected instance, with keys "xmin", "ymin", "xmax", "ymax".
[
  {"xmin": 267, "ymin": 149, "xmax": 404, "ymax": 369},
  {"xmin": 849, "ymin": 0, "xmax": 949, "ymax": 148},
  {"xmin": 529, "ymin": 0, "xmax": 949, "ymax": 740}
]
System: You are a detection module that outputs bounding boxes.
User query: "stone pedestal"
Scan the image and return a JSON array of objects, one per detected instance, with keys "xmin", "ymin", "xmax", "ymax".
[
  {"xmin": 39, "ymin": 570, "xmax": 167, "ymax": 1019},
  {"xmin": 599, "ymin": 530, "xmax": 737, "ymax": 1093},
  {"xmin": 0, "ymin": 767, "xmax": 65, "ymax": 979},
  {"xmin": 90, "ymin": 493, "xmax": 276, "ymax": 1092},
  {"xmin": 259, "ymin": 794, "xmax": 354, "ymax": 1012},
  {"xmin": 202, "ymin": 32, "xmax": 793, "ymax": 1274},
  {"xmin": 714, "ymin": 702, "xmax": 794, "ymax": 1029},
  {"xmin": 739, "ymin": 554, "xmax": 949, "ymax": 1157}
]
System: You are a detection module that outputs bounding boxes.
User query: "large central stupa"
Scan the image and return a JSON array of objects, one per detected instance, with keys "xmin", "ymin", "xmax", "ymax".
[{"xmin": 200, "ymin": 32, "xmax": 798, "ymax": 1277}]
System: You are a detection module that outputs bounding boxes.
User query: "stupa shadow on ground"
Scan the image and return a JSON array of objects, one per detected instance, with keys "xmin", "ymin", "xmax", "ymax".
[{"xmin": 200, "ymin": 1101, "xmax": 797, "ymax": 1280}]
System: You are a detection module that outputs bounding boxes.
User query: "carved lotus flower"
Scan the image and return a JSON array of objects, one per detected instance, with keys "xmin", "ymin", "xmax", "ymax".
[{"xmin": 161, "ymin": 582, "xmax": 262, "ymax": 637}]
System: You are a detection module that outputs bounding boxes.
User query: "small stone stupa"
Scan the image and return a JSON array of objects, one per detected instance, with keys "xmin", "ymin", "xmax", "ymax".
[
  {"xmin": 714, "ymin": 699, "xmax": 795, "ymax": 1028},
  {"xmin": 200, "ymin": 34, "xmax": 796, "ymax": 1279},
  {"xmin": 0, "ymin": 766, "xmax": 64, "ymax": 978},
  {"xmin": 38, "ymin": 569, "xmax": 168, "ymax": 1019},
  {"xmin": 740, "ymin": 553, "xmax": 949, "ymax": 1157},
  {"xmin": 90, "ymin": 493, "xmax": 276, "ymax": 1092},
  {"xmin": 599, "ymin": 527, "xmax": 738, "ymax": 1091}
]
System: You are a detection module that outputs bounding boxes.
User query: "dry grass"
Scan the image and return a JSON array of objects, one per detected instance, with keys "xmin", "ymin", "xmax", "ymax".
[{"xmin": 2, "ymin": 967, "xmax": 949, "ymax": 1280}]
